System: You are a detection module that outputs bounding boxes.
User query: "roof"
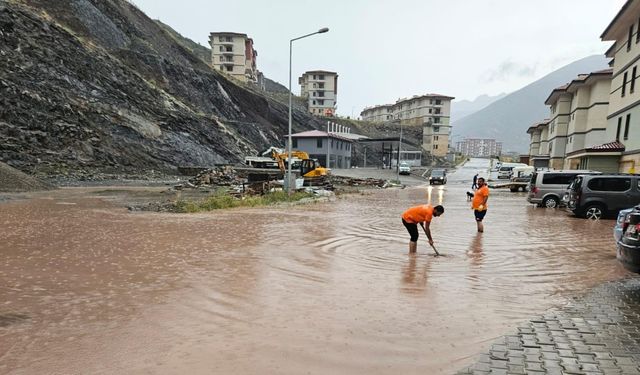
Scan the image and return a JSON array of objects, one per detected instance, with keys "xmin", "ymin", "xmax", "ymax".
[
  {"xmin": 301, "ymin": 70, "xmax": 338, "ymax": 75},
  {"xmin": 544, "ymin": 84, "xmax": 570, "ymax": 105},
  {"xmin": 396, "ymin": 93, "xmax": 455, "ymax": 104},
  {"xmin": 527, "ymin": 119, "xmax": 551, "ymax": 133},
  {"xmin": 209, "ymin": 32, "xmax": 249, "ymax": 37},
  {"xmin": 288, "ymin": 130, "xmax": 354, "ymax": 142},
  {"xmin": 586, "ymin": 141, "xmax": 626, "ymax": 152},
  {"xmin": 601, "ymin": 0, "xmax": 637, "ymax": 40},
  {"xmin": 565, "ymin": 69, "xmax": 613, "ymax": 93}
]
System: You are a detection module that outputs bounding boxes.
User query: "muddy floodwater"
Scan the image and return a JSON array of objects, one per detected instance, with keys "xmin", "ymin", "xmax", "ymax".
[{"xmin": 0, "ymin": 159, "xmax": 631, "ymax": 374}]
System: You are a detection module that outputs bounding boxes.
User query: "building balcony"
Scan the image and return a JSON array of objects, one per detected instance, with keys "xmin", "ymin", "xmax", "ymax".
[
  {"xmin": 218, "ymin": 39, "xmax": 235, "ymax": 45},
  {"xmin": 219, "ymin": 50, "xmax": 235, "ymax": 55}
]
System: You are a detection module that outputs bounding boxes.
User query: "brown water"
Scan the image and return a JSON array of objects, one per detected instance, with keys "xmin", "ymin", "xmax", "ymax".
[{"xmin": 0, "ymin": 159, "xmax": 630, "ymax": 374}]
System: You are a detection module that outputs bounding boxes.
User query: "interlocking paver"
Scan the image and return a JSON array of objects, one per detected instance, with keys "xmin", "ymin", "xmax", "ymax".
[{"xmin": 457, "ymin": 278, "xmax": 640, "ymax": 375}]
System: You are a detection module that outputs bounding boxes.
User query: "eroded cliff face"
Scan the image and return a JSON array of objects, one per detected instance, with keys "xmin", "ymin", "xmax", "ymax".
[{"xmin": 0, "ymin": 0, "xmax": 324, "ymax": 175}]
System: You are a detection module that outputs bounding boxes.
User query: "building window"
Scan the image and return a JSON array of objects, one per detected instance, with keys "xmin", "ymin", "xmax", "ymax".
[
  {"xmin": 433, "ymin": 126, "xmax": 439, "ymax": 132},
  {"xmin": 226, "ymin": 66, "xmax": 233, "ymax": 72},
  {"xmin": 434, "ymin": 117, "xmax": 440, "ymax": 123},
  {"xmin": 318, "ymin": 100, "xmax": 324, "ymax": 105},
  {"xmin": 637, "ymin": 18, "xmax": 640, "ymax": 43},
  {"xmin": 434, "ymin": 144, "xmax": 438, "ymax": 150},
  {"xmin": 625, "ymin": 113, "xmax": 631, "ymax": 140},
  {"xmin": 623, "ymin": 72, "xmax": 628, "ymax": 97},
  {"xmin": 317, "ymin": 138, "xmax": 323, "ymax": 148},
  {"xmin": 435, "ymin": 99, "xmax": 442, "ymax": 105},
  {"xmin": 318, "ymin": 83, "xmax": 325, "ymax": 89},
  {"xmin": 313, "ymin": 83, "xmax": 317, "ymax": 88},
  {"xmin": 629, "ymin": 24, "xmax": 634, "ymax": 51},
  {"xmin": 633, "ymin": 66, "xmax": 637, "ymax": 93},
  {"xmin": 312, "ymin": 92, "xmax": 316, "ymax": 97},
  {"xmin": 317, "ymin": 91, "xmax": 325, "ymax": 97},
  {"xmin": 617, "ymin": 117, "xmax": 622, "ymax": 141},
  {"xmin": 312, "ymin": 100, "xmax": 316, "ymax": 105},
  {"xmin": 292, "ymin": 138, "xmax": 298, "ymax": 148},
  {"xmin": 318, "ymin": 75, "xmax": 325, "ymax": 80},
  {"xmin": 435, "ymin": 108, "xmax": 441, "ymax": 114}
]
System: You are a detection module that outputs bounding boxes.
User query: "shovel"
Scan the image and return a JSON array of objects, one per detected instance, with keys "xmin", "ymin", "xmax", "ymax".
[{"xmin": 429, "ymin": 243, "xmax": 441, "ymax": 257}]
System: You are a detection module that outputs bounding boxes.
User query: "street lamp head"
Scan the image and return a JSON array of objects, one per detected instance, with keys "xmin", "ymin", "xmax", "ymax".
[{"xmin": 318, "ymin": 27, "xmax": 329, "ymax": 33}]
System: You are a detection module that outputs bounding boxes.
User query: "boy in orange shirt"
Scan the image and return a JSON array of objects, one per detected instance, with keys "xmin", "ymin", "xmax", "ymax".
[
  {"xmin": 401, "ymin": 204, "xmax": 445, "ymax": 253},
  {"xmin": 472, "ymin": 177, "xmax": 490, "ymax": 233}
]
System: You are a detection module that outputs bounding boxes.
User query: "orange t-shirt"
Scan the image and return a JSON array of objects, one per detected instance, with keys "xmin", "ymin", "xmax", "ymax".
[
  {"xmin": 472, "ymin": 185, "xmax": 489, "ymax": 210},
  {"xmin": 402, "ymin": 204, "xmax": 434, "ymax": 223}
]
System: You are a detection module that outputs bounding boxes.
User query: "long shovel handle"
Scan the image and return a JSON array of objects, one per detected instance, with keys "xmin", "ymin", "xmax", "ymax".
[{"xmin": 430, "ymin": 243, "xmax": 440, "ymax": 256}]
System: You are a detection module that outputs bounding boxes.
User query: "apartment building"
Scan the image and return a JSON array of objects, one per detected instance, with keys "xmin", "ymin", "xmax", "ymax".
[
  {"xmin": 360, "ymin": 94, "xmax": 454, "ymax": 157},
  {"xmin": 299, "ymin": 71, "xmax": 338, "ymax": 116},
  {"xmin": 209, "ymin": 32, "xmax": 258, "ymax": 83},
  {"xmin": 360, "ymin": 104, "xmax": 394, "ymax": 122},
  {"xmin": 527, "ymin": 120, "xmax": 550, "ymax": 168},
  {"xmin": 544, "ymin": 83, "xmax": 572, "ymax": 170},
  {"xmin": 563, "ymin": 70, "xmax": 615, "ymax": 171},
  {"xmin": 455, "ymin": 138, "xmax": 503, "ymax": 157},
  {"xmin": 601, "ymin": 0, "xmax": 640, "ymax": 173}
]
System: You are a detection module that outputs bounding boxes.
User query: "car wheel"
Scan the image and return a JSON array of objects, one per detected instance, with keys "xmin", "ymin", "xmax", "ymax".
[
  {"xmin": 584, "ymin": 205, "xmax": 604, "ymax": 220},
  {"xmin": 542, "ymin": 196, "xmax": 559, "ymax": 208},
  {"xmin": 510, "ymin": 187, "xmax": 518, "ymax": 192}
]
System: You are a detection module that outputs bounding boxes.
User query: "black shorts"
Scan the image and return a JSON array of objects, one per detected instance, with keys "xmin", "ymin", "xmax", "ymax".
[
  {"xmin": 402, "ymin": 219, "xmax": 419, "ymax": 242},
  {"xmin": 474, "ymin": 210, "xmax": 487, "ymax": 222}
]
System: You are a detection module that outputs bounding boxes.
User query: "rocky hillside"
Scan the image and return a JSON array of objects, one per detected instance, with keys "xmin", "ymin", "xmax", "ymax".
[{"xmin": 0, "ymin": 0, "xmax": 325, "ymax": 176}]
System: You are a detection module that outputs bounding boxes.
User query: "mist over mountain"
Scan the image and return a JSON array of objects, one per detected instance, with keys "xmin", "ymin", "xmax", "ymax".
[
  {"xmin": 452, "ymin": 55, "xmax": 610, "ymax": 153},
  {"xmin": 451, "ymin": 93, "xmax": 507, "ymax": 123}
]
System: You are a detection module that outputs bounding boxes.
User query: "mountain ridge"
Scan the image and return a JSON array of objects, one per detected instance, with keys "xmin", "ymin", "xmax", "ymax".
[{"xmin": 452, "ymin": 55, "xmax": 610, "ymax": 152}]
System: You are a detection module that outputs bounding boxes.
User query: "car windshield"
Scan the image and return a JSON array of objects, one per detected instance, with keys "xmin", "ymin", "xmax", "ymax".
[
  {"xmin": 431, "ymin": 170, "xmax": 444, "ymax": 176},
  {"xmin": 400, "ymin": 163, "xmax": 408, "ymax": 167}
]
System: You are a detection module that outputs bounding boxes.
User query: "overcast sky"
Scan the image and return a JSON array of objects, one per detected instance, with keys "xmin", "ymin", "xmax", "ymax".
[{"xmin": 131, "ymin": 0, "xmax": 625, "ymax": 117}]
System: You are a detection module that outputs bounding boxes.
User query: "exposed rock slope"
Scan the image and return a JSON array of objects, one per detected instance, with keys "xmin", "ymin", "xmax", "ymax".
[{"xmin": 0, "ymin": 0, "xmax": 324, "ymax": 176}]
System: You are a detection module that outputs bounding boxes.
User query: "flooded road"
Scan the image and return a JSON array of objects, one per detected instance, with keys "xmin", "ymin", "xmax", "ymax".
[{"xmin": 0, "ymin": 159, "xmax": 631, "ymax": 374}]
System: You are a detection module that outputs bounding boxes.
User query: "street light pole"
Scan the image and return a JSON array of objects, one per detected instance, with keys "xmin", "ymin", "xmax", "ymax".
[
  {"xmin": 396, "ymin": 121, "xmax": 404, "ymax": 182},
  {"xmin": 287, "ymin": 27, "xmax": 329, "ymax": 194}
]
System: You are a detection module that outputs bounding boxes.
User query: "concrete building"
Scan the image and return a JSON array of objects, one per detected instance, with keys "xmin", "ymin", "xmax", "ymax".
[
  {"xmin": 601, "ymin": 0, "xmax": 640, "ymax": 173},
  {"xmin": 209, "ymin": 32, "xmax": 258, "ymax": 83},
  {"xmin": 287, "ymin": 129, "xmax": 353, "ymax": 169},
  {"xmin": 563, "ymin": 69, "xmax": 615, "ymax": 171},
  {"xmin": 544, "ymin": 83, "xmax": 572, "ymax": 170},
  {"xmin": 527, "ymin": 120, "xmax": 551, "ymax": 168},
  {"xmin": 299, "ymin": 71, "xmax": 338, "ymax": 116},
  {"xmin": 360, "ymin": 104, "xmax": 394, "ymax": 122},
  {"xmin": 455, "ymin": 138, "xmax": 503, "ymax": 157},
  {"xmin": 360, "ymin": 94, "xmax": 453, "ymax": 157}
]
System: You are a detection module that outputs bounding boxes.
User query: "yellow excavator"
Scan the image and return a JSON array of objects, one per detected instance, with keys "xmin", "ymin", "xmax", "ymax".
[{"xmin": 271, "ymin": 150, "xmax": 329, "ymax": 184}]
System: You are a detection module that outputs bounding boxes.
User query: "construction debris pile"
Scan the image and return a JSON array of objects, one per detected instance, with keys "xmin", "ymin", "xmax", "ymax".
[
  {"xmin": 328, "ymin": 175, "xmax": 391, "ymax": 188},
  {"xmin": 187, "ymin": 167, "xmax": 245, "ymax": 187}
]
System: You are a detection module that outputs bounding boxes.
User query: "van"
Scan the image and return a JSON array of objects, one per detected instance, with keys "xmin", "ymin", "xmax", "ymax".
[
  {"xmin": 527, "ymin": 170, "xmax": 600, "ymax": 208},
  {"xmin": 497, "ymin": 163, "xmax": 528, "ymax": 179},
  {"xmin": 567, "ymin": 174, "xmax": 640, "ymax": 219}
]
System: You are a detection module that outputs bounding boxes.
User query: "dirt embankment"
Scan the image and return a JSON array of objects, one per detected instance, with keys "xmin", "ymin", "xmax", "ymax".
[{"xmin": 0, "ymin": 161, "xmax": 53, "ymax": 192}]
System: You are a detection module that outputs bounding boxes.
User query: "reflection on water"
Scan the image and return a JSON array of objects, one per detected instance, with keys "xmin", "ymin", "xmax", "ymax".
[{"xmin": 0, "ymin": 159, "xmax": 631, "ymax": 375}]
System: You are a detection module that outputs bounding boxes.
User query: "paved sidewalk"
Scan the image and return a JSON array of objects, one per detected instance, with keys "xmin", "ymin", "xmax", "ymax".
[{"xmin": 457, "ymin": 277, "xmax": 640, "ymax": 375}]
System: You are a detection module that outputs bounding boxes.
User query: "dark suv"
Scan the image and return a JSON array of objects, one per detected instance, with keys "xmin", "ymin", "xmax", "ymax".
[{"xmin": 567, "ymin": 174, "xmax": 640, "ymax": 219}]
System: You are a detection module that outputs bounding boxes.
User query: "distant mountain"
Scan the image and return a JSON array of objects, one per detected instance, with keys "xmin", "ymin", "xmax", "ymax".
[
  {"xmin": 451, "ymin": 93, "xmax": 507, "ymax": 122},
  {"xmin": 452, "ymin": 55, "xmax": 610, "ymax": 153}
]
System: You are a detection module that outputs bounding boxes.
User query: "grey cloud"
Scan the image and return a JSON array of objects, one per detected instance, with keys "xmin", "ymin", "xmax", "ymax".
[{"xmin": 482, "ymin": 61, "xmax": 538, "ymax": 82}]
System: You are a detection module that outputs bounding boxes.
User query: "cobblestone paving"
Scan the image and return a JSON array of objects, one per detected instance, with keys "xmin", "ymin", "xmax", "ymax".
[{"xmin": 457, "ymin": 277, "xmax": 640, "ymax": 374}]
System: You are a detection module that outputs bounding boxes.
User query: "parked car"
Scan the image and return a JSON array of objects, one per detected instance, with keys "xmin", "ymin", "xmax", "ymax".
[
  {"xmin": 399, "ymin": 162, "xmax": 411, "ymax": 175},
  {"xmin": 567, "ymin": 174, "xmax": 640, "ymax": 219},
  {"xmin": 527, "ymin": 170, "xmax": 599, "ymax": 208},
  {"xmin": 429, "ymin": 169, "xmax": 447, "ymax": 185},
  {"xmin": 614, "ymin": 207, "xmax": 636, "ymax": 242},
  {"xmin": 616, "ymin": 207, "xmax": 640, "ymax": 273}
]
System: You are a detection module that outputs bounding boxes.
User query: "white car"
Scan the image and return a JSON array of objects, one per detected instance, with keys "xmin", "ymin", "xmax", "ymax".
[{"xmin": 399, "ymin": 163, "xmax": 411, "ymax": 175}]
